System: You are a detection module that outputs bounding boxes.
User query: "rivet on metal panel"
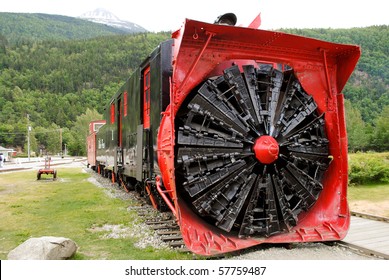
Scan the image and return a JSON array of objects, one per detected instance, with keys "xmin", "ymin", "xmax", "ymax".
[{"xmin": 327, "ymin": 96, "xmax": 335, "ymax": 111}]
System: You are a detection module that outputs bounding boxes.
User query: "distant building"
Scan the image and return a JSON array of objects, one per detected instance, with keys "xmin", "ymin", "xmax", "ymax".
[{"xmin": 0, "ymin": 146, "xmax": 15, "ymax": 162}]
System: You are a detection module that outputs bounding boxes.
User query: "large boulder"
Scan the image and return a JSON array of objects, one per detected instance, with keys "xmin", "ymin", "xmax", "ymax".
[{"xmin": 7, "ymin": 236, "xmax": 77, "ymax": 260}]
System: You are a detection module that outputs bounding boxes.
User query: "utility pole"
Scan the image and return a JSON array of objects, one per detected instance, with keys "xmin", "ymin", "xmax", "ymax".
[
  {"xmin": 27, "ymin": 114, "xmax": 31, "ymax": 161},
  {"xmin": 60, "ymin": 128, "xmax": 62, "ymax": 158}
]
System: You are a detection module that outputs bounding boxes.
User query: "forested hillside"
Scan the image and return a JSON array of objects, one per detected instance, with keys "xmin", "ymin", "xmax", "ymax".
[
  {"xmin": 0, "ymin": 32, "xmax": 170, "ymax": 155},
  {"xmin": 0, "ymin": 13, "xmax": 134, "ymax": 43},
  {"xmin": 0, "ymin": 17, "xmax": 387, "ymax": 155}
]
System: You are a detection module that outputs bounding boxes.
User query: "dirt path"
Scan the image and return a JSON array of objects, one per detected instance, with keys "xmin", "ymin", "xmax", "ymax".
[{"xmin": 349, "ymin": 200, "xmax": 389, "ymax": 218}]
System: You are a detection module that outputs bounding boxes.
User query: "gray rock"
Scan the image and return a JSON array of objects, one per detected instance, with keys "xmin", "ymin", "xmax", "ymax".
[{"xmin": 7, "ymin": 236, "xmax": 77, "ymax": 260}]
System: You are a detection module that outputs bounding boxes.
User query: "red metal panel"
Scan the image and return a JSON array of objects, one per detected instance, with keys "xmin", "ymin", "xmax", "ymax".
[
  {"xmin": 158, "ymin": 19, "xmax": 360, "ymax": 255},
  {"xmin": 143, "ymin": 66, "xmax": 151, "ymax": 129},
  {"xmin": 118, "ymin": 99, "xmax": 122, "ymax": 147},
  {"xmin": 87, "ymin": 132, "xmax": 96, "ymax": 167},
  {"xmin": 110, "ymin": 103, "xmax": 115, "ymax": 124},
  {"xmin": 123, "ymin": 91, "xmax": 128, "ymax": 117},
  {"xmin": 87, "ymin": 120, "xmax": 105, "ymax": 167}
]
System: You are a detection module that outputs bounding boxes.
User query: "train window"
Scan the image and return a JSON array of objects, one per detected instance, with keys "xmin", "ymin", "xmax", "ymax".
[
  {"xmin": 123, "ymin": 91, "xmax": 128, "ymax": 117},
  {"xmin": 110, "ymin": 103, "xmax": 115, "ymax": 124},
  {"xmin": 93, "ymin": 123, "xmax": 104, "ymax": 132}
]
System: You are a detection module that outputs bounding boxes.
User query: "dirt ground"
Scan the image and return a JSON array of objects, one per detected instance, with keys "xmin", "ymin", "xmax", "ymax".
[{"xmin": 349, "ymin": 200, "xmax": 389, "ymax": 218}]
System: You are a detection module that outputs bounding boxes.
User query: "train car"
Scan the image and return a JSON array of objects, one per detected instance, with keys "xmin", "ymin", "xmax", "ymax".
[
  {"xmin": 90, "ymin": 14, "xmax": 360, "ymax": 255},
  {"xmin": 95, "ymin": 40, "xmax": 172, "ymax": 191},
  {"xmin": 87, "ymin": 120, "xmax": 106, "ymax": 169}
]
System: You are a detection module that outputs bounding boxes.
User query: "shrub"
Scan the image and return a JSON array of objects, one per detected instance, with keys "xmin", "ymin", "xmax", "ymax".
[{"xmin": 348, "ymin": 152, "xmax": 389, "ymax": 184}]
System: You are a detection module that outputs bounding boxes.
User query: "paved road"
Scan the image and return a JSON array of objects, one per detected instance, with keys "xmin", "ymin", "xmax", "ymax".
[{"xmin": 0, "ymin": 157, "xmax": 86, "ymax": 172}]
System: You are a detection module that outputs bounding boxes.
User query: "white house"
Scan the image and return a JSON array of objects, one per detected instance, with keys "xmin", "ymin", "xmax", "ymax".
[{"xmin": 0, "ymin": 146, "xmax": 15, "ymax": 162}]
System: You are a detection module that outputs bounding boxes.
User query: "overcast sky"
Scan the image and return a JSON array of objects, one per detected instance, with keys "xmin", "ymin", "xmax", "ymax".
[{"xmin": 1, "ymin": 0, "xmax": 388, "ymax": 32}]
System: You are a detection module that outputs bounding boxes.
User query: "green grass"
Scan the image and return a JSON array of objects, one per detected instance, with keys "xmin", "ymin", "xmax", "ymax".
[
  {"xmin": 0, "ymin": 168, "xmax": 194, "ymax": 260},
  {"xmin": 348, "ymin": 183, "xmax": 389, "ymax": 202},
  {"xmin": 347, "ymin": 182, "xmax": 389, "ymax": 217},
  {"xmin": 347, "ymin": 152, "xmax": 389, "ymax": 217}
]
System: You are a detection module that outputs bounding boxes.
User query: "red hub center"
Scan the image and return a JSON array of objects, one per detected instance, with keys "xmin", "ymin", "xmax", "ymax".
[{"xmin": 253, "ymin": 135, "xmax": 279, "ymax": 164}]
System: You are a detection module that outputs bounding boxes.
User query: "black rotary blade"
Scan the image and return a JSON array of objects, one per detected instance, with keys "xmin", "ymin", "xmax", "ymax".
[{"xmin": 175, "ymin": 64, "xmax": 332, "ymax": 237}]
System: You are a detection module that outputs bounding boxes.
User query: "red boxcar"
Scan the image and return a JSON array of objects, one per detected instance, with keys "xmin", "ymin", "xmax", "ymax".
[{"xmin": 87, "ymin": 120, "xmax": 106, "ymax": 169}]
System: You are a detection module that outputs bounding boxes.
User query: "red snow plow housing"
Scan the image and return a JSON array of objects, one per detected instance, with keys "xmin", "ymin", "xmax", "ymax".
[{"xmin": 157, "ymin": 19, "xmax": 360, "ymax": 255}]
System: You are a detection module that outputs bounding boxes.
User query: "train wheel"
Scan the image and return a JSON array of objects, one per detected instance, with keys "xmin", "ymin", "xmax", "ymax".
[
  {"xmin": 124, "ymin": 177, "xmax": 137, "ymax": 191},
  {"xmin": 175, "ymin": 64, "xmax": 331, "ymax": 237}
]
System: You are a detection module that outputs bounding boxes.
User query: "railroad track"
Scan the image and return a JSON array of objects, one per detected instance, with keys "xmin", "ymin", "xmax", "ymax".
[
  {"xmin": 0, "ymin": 158, "xmax": 86, "ymax": 173},
  {"xmin": 133, "ymin": 206, "xmax": 187, "ymax": 251}
]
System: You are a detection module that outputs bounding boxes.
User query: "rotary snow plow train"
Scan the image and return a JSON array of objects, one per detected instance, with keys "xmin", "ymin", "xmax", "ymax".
[{"xmin": 87, "ymin": 14, "xmax": 360, "ymax": 255}]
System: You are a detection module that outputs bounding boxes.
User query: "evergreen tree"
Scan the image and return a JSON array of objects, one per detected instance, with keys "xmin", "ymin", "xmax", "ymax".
[
  {"xmin": 69, "ymin": 109, "xmax": 102, "ymax": 155},
  {"xmin": 372, "ymin": 106, "xmax": 389, "ymax": 151},
  {"xmin": 344, "ymin": 100, "xmax": 370, "ymax": 151}
]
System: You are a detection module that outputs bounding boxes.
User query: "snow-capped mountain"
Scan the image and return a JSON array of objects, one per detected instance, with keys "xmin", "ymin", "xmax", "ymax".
[{"xmin": 79, "ymin": 8, "xmax": 147, "ymax": 33}]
